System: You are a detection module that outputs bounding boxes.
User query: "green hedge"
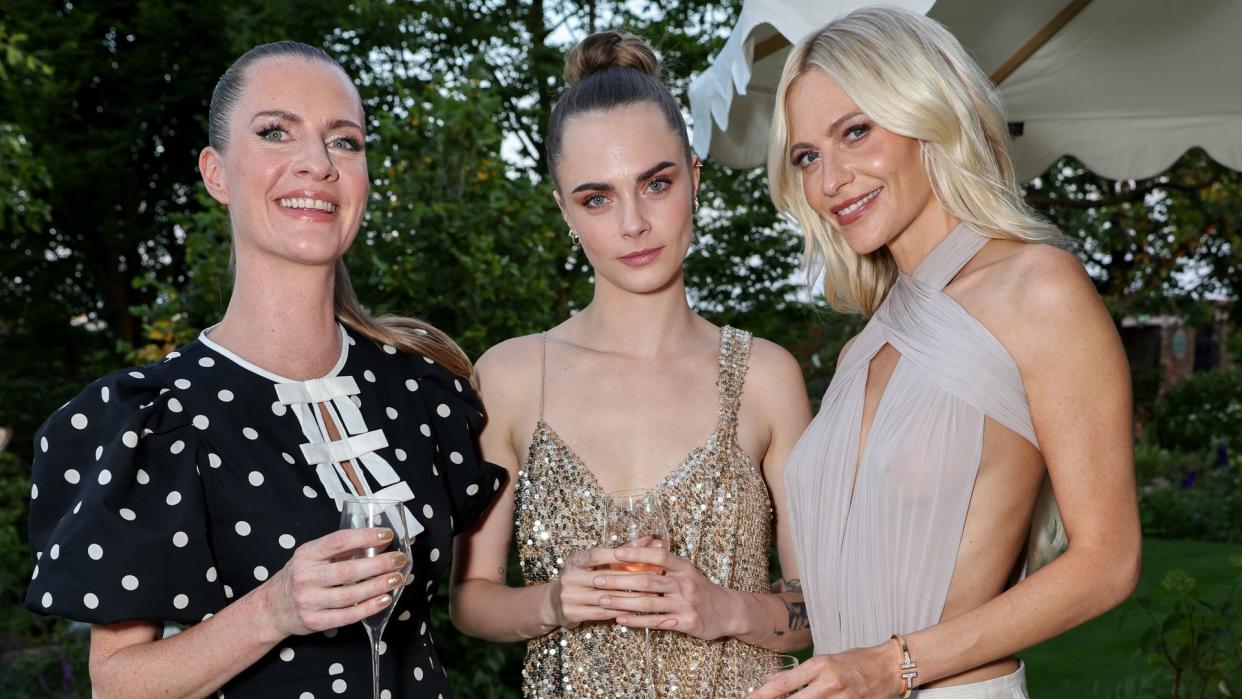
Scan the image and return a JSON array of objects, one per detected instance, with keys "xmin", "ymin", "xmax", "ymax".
[{"xmin": 1151, "ymin": 369, "xmax": 1242, "ymax": 453}]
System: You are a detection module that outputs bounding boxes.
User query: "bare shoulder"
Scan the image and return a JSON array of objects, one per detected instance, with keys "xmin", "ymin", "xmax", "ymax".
[
  {"xmin": 474, "ymin": 334, "xmax": 543, "ymax": 414},
  {"xmin": 996, "ymin": 243, "xmax": 1103, "ymax": 328},
  {"xmin": 743, "ymin": 336, "xmax": 811, "ymax": 418},
  {"xmin": 974, "ymin": 241, "xmax": 1118, "ymax": 371},
  {"xmin": 745, "ymin": 336, "xmax": 805, "ymax": 391}
]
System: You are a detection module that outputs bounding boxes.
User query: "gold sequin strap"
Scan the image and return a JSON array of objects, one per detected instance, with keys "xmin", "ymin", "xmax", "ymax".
[
  {"xmin": 716, "ymin": 326, "xmax": 752, "ymax": 440},
  {"xmin": 538, "ymin": 332, "xmax": 548, "ymax": 420}
]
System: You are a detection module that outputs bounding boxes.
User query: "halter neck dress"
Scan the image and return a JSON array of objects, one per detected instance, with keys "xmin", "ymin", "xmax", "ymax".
[
  {"xmin": 784, "ymin": 223, "xmax": 1063, "ymax": 655},
  {"xmin": 514, "ymin": 327, "xmax": 773, "ymax": 697}
]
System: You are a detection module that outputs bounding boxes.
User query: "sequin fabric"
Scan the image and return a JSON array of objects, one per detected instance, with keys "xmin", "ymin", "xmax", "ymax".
[{"xmin": 515, "ymin": 326, "xmax": 773, "ymax": 698}]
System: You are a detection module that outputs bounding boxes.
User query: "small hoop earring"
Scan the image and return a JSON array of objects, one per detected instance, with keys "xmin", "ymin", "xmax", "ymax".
[{"xmin": 568, "ymin": 229, "xmax": 581, "ymax": 248}]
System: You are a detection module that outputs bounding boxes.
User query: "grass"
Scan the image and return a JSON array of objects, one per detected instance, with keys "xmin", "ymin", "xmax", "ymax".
[{"xmin": 1023, "ymin": 537, "xmax": 1242, "ymax": 697}]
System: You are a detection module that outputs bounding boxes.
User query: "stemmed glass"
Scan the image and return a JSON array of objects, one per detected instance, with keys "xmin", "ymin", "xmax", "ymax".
[
  {"xmin": 603, "ymin": 488, "xmax": 670, "ymax": 699},
  {"xmin": 339, "ymin": 496, "xmax": 414, "ymax": 699},
  {"xmin": 743, "ymin": 654, "xmax": 800, "ymax": 697}
]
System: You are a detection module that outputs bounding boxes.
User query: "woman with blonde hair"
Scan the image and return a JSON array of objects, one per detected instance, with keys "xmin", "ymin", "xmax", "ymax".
[
  {"xmin": 750, "ymin": 7, "xmax": 1140, "ymax": 698},
  {"xmin": 450, "ymin": 30, "xmax": 813, "ymax": 698}
]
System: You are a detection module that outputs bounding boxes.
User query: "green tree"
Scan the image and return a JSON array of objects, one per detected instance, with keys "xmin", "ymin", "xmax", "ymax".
[{"xmin": 1025, "ymin": 150, "xmax": 1242, "ymax": 318}]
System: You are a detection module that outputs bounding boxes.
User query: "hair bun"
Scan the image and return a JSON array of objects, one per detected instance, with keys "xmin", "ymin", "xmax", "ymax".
[{"xmin": 563, "ymin": 31, "xmax": 660, "ymax": 85}]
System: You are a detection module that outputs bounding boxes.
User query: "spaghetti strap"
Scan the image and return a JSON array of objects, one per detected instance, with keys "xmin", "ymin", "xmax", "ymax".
[
  {"xmin": 537, "ymin": 332, "xmax": 548, "ymax": 421},
  {"xmin": 716, "ymin": 326, "xmax": 752, "ymax": 442}
]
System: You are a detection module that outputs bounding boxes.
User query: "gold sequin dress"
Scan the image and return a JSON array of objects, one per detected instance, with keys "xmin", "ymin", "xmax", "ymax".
[{"xmin": 515, "ymin": 326, "xmax": 773, "ymax": 698}]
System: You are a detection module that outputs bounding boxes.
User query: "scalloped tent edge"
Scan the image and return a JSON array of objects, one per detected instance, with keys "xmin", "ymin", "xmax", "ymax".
[{"xmin": 687, "ymin": 0, "xmax": 1242, "ymax": 181}]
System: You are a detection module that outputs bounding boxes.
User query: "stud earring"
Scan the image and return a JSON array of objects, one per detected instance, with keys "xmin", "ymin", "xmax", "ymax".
[{"xmin": 568, "ymin": 228, "xmax": 581, "ymax": 248}]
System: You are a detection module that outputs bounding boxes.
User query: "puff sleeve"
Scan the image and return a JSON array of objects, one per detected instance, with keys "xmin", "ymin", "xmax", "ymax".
[
  {"xmin": 412, "ymin": 358, "xmax": 508, "ymax": 535},
  {"xmin": 24, "ymin": 368, "xmax": 228, "ymax": 625}
]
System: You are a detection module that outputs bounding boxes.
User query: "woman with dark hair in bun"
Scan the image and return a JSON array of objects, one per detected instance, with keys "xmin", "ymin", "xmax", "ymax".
[
  {"xmin": 450, "ymin": 31, "xmax": 813, "ymax": 697},
  {"xmin": 24, "ymin": 41, "xmax": 505, "ymax": 698}
]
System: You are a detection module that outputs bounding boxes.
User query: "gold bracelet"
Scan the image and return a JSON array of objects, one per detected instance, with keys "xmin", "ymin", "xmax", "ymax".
[{"xmin": 891, "ymin": 633, "xmax": 919, "ymax": 698}]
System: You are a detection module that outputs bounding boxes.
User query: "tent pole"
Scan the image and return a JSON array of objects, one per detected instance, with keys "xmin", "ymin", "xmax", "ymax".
[
  {"xmin": 753, "ymin": 33, "xmax": 791, "ymax": 62},
  {"xmin": 989, "ymin": 0, "xmax": 1094, "ymax": 84}
]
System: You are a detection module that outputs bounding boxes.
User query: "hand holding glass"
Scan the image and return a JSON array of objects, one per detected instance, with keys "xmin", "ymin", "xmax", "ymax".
[
  {"xmin": 339, "ymin": 497, "xmax": 414, "ymax": 699},
  {"xmin": 603, "ymin": 489, "xmax": 669, "ymax": 699}
]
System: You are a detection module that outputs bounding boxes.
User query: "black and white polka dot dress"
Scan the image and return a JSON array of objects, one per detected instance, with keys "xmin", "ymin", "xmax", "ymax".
[{"xmin": 24, "ymin": 324, "xmax": 507, "ymax": 698}]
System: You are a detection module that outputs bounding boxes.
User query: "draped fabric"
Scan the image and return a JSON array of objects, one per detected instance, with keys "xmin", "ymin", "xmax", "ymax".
[{"xmin": 785, "ymin": 224, "xmax": 1062, "ymax": 654}]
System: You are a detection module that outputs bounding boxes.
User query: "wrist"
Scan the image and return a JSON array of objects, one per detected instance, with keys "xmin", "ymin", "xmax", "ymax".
[
  {"xmin": 242, "ymin": 583, "xmax": 289, "ymax": 647},
  {"xmin": 886, "ymin": 633, "xmax": 918, "ymax": 697},
  {"xmin": 716, "ymin": 586, "xmax": 751, "ymax": 640},
  {"xmin": 540, "ymin": 579, "xmax": 563, "ymax": 632}
]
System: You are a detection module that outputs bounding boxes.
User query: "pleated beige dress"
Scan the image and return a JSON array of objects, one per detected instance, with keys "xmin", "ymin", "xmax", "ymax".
[{"xmin": 785, "ymin": 223, "xmax": 1063, "ymax": 658}]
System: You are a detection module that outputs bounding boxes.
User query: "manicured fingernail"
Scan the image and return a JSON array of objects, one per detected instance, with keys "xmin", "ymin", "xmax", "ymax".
[
  {"xmin": 386, "ymin": 575, "xmax": 401, "ymax": 588},
  {"xmin": 617, "ymin": 617, "xmax": 629, "ymax": 625},
  {"xmin": 377, "ymin": 528, "xmax": 393, "ymax": 541},
  {"xmin": 593, "ymin": 576, "xmax": 607, "ymax": 586},
  {"xmin": 376, "ymin": 595, "xmax": 392, "ymax": 607},
  {"xmin": 615, "ymin": 548, "xmax": 629, "ymax": 559},
  {"xmin": 392, "ymin": 553, "xmax": 409, "ymax": 568},
  {"xmin": 600, "ymin": 596, "xmax": 612, "ymax": 606},
  {"xmin": 660, "ymin": 618, "xmax": 678, "ymax": 629}
]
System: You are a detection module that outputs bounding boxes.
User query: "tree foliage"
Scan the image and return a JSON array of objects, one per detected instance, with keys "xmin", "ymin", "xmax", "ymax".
[{"xmin": 1026, "ymin": 149, "xmax": 1242, "ymax": 319}]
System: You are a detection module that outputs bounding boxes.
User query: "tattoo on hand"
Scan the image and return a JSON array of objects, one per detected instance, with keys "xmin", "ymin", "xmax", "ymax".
[
  {"xmin": 783, "ymin": 599, "xmax": 809, "ymax": 632},
  {"xmin": 497, "ymin": 566, "xmax": 506, "ymax": 580}
]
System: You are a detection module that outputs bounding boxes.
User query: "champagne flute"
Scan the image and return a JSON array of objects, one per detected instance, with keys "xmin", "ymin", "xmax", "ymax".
[
  {"xmin": 339, "ymin": 496, "xmax": 413, "ymax": 699},
  {"xmin": 603, "ymin": 488, "xmax": 670, "ymax": 699},
  {"xmin": 743, "ymin": 654, "xmax": 800, "ymax": 697},
  {"xmin": 603, "ymin": 488, "xmax": 670, "ymax": 570}
]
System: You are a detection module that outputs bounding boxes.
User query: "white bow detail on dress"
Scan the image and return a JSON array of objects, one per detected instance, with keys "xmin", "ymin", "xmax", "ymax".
[{"xmin": 275, "ymin": 375, "xmax": 424, "ymax": 538}]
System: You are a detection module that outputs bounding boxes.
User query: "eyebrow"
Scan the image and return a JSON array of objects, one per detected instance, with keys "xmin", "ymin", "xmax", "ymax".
[
  {"xmin": 789, "ymin": 111, "xmax": 864, "ymax": 153},
  {"xmin": 570, "ymin": 160, "xmax": 677, "ymax": 194},
  {"xmin": 251, "ymin": 110, "xmax": 364, "ymax": 132}
]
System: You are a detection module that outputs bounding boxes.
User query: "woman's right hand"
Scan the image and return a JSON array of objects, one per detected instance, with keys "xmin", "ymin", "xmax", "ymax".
[
  {"xmin": 258, "ymin": 527, "xmax": 409, "ymax": 638},
  {"xmin": 548, "ymin": 546, "xmax": 635, "ymax": 629}
]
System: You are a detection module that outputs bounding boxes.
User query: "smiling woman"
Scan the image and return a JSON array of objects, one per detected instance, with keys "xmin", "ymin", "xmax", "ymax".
[
  {"xmin": 752, "ymin": 7, "xmax": 1141, "ymax": 699},
  {"xmin": 22, "ymin": 41, "xmax": 505, "ymax": 699},
  {"xmin": 449, "ymin": 30, "xmax": 815, "ymax": 699}
]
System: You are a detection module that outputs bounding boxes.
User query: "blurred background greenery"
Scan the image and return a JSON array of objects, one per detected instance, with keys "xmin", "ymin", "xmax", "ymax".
[{"xmin": 1, "ymin": 1, "xmax": 1240, "ymax": 696}]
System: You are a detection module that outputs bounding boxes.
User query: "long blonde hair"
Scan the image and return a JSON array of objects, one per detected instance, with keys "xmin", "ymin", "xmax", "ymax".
[
  {"xmin": 211, "ymin": 41, "xmax": 473, "ymax": 378},
  {"xmin": 767, "ymin": 7, "xmax": 1060, "ymax": 315}
]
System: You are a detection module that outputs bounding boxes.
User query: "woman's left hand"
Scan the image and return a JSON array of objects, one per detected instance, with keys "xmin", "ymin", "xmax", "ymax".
[
  {"xmin": 588, "ymin": 545, "xmax": 739, "ymax": 641},
  {"xmin": 744, "ymin": 644, "xmax": 902, "ymax": 699}
]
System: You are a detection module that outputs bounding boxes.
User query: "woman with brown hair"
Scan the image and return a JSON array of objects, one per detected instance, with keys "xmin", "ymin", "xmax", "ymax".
[
  {"xmin": 24, "ymin": 41, "xmax": 504, "ymax": 698},
  {"xmin": 450, "ymin": 31, "xmax": 813, "ymax": 698}
]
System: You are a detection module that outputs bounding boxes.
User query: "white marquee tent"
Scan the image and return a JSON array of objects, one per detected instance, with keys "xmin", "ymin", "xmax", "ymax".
[{"xmin": 688, "ymin": 0, "xmax": 1242, "ymax": 181}]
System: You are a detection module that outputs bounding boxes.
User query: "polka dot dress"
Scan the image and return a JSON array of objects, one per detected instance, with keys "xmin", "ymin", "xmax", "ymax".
[{"xmin": 25, "ymin": 324, "xmax": 506, "ymax": 698}]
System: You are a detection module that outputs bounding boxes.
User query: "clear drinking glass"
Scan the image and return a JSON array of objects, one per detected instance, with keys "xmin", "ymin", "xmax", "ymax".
[
  {"xmin": 742, "ymin": 654, "xmax": 800, "ymax": 696},
  {"xmin": 339, "ymin": 496, "xmax": 413, "ymax": 699},
  {"xmin": 603, "ymin": 488, "xmax": 670, "ymax": 699}
]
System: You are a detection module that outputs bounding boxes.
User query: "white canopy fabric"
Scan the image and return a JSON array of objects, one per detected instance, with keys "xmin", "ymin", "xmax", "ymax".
[{"xmin": 688, "ymin": 0, "xmax": 1242, "ymax": 181}]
